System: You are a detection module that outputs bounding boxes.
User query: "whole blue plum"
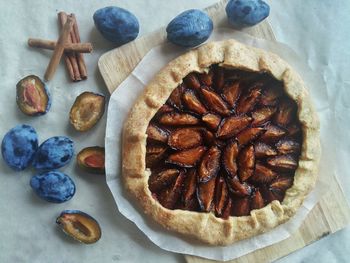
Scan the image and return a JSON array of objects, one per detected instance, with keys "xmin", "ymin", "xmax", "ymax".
[
  {"xmin": 93, "ymin": 6, "xmax": 139, "ymax": 45},
  {"xmin": 1, "ymin": 124, "xmax": 38, "ymax": 171},
  {"xmin": 166, "ymin": 9, "xmax": 213, "ymax": 47},
  {"xmin": 30, "ymin": 171, "xmax": 76, "ymax": 203},
  {"xmin": 226, "ymin": 0, "xmax": 270, "ymax": 28},
  {"xmin": 32, "ymin": 136, "xmax": 74, "ymax": 170}
]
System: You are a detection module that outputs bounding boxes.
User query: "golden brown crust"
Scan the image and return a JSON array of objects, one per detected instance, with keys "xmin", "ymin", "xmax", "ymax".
[{"xmin": 122, "ymin": 39, "xmax": 321, "ymax": 245}]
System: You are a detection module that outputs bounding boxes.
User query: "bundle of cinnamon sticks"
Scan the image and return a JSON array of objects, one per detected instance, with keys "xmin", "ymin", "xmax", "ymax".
[
  {"xmin": 58, "ymin": 12, "xmax": 87, "ymax": 81},
  {"xmin": 28, "ymin": 11, "xmax": 92, "ymax": 82}
]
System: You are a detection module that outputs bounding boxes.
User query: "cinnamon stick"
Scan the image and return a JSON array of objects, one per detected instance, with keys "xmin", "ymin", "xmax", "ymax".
[
  {"xmin": 71, "ymin": 14, "xmax": 88, "ymax": 79},
  {"xmin": 44, "ymin": 16, "xmax": 74, "ymax": 81},
  {"xmin": 58, "ymin": 12, "xmax": 81, "ymax": 81},
  {"xmin": 28, "ymin": 38, "xmax": 93, "ymax": 53}
]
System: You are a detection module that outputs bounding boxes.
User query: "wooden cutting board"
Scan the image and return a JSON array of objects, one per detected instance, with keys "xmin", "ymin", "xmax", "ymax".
[{"xmin": 98, "ymin": 0, "xmax": 350, "ymax": 262}]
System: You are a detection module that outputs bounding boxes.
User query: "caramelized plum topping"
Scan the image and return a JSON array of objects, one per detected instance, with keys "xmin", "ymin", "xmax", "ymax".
[
  {"xmin": 200, "ymin": 87, "xmax": 231, "ymax": 116},
  {"xmin": 260, "ymin": 124, "xmax": 287, "ymax": 142},
  {"xmin": 216, "ymin": 116, "xmax": 252, "ymax": 139},
  {"xmin": 270, "ymin": 177, "xmax": 294, "ymax": 191},
  {"xmin": 182, "ymin": 89, "xmax": 207, "ymax": 115},
  {"xmin": 226, "ymin": 176, "xmax": 251, "ymax": 197},
  {"xmin": 167, "ymin": 146, "xmax": 207, "ymax": 167},
  {"xmin": 158, "ymin": 171, "xmax": 186, "ymax": 209},
  {"xmin": 254, "ymin": 142, "xmax": 277, "ymax": 158},
  {"xmin": 168, "ymin": 128, "xmax": 202, "ymax": 150},
  {"xmin": 213, "ymin": 66, "xmax": 224, "ymax": 90},
  {"xmin": 182, "ymin": 169, "xmax": 197, "ymax": 208},
  {"xmin": 236, "ymin": 85, "xmax": 262, "ymax": 114},
  {"xmin": 286, "ymin": 123, "xmax": 302, "ymax": 137},
  {"xmin": 276, "ymin": 139, "xmax": 300, "ymax": 155},
  {"xmin": 167, "ymin": 84, "xmax": 185, "ymax": 109},
  {"xmin": 184, "ymin": 73, "xmax": 201, "ymax": 90},
  {"xmin": 198, "ymin": 70, "xmax": 214, "ymax": 86},
  {"xmin": 238, "ymin": 145, "xmax": 255, "ymax": 181},
  {"xmin": 223, "ymin": 140, "xmax": 239, "ymax": 177},
  {"xmin": 222, "ymin": 81, "xmax": 241, "ymax": 107},
  {"xmin": 232, "ymin": 197, "xmax": 250, "ymax": 216},
  {"xmin": 146, "ymin": 145, "xmax": 167, "ymax": 168},
  {"xmin": 252, "ymin": 107, "xmax": 276, "ymax": 126},
  {"xmin": 236, "ymin": 127, "xmax": 265, "ymax": 146},
  {"xmin": 222, "ymin": 198, "xmax": 233, "ymax": 219},
  {"xmin": 267, "ymin": 155, "xmax": 298, "ymax": 171},
  {"xmin": 159, "ymin": 112, "xmax": 199, "ymax": 126},
  {"xmin": 274, "ymin": 98, "xmax": 297, "ymax": 127},
  {"xmin": 201, "ymin": 129, "xmax": 215, "ymax": 145},
  {"xmin": 197, "ymin": 175, "xmax": 216, "ymax": 212},
  {"xmin": 215, "ymin": 176, "xmax": 229, "ymax": 217},
  {"xmin": 250, "ymin": 163, "xmax": 277, "ymax": 183},
  {"xmin": 158, "ymin": 104, "xmax": 175, "ymax": 114},
  {"xmin": 146, "ymin": 124, "xmax": 168, "ymax": 143},
  {"xmin": 251, "ymin": 189, "xmax": 264, "ymax": 210},
  {"xmin": 148, "ymin": 169, "xmax": 180, "ymax": 192},
  {"xmin": 202, "ymin": 113, "xmax": 221, "ymax": 131},
  {"xmin": 259, "ymin": 83, "xmax": 283, "ymax": 106},
  {"xmin": 198, "ymin": 146, "xmax": 221, "ymax": 183},
  {"xmin": 146, "ymin": 66, "xmax": 302, "ymax": 218}
]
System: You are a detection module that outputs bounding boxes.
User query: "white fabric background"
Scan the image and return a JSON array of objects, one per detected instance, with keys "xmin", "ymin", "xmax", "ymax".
[{"xmin": 0, "ymin": 0, "xmax": 349, "ymax": 262}]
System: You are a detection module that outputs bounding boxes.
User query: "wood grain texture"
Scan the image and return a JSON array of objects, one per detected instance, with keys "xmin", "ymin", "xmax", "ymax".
[{"xmin": 98, "ymin": 0, "xmax": 350, "ymax": 262}]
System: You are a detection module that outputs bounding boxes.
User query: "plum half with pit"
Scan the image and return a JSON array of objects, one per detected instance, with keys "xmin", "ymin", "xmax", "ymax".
[
  {"xmin": 77, "ymin": 146, "xmax": 105, "ymax": 174},
  {"xmin": 69, "ymin": 92, "xmax": 106, "ymax": 132},
  {"xmin": 16, "ymin": 75, "xmax": 51, "ymax": 116},
  {"xmin": 56, "ymin": 210, "xmax": 101, "ymax": 244}
]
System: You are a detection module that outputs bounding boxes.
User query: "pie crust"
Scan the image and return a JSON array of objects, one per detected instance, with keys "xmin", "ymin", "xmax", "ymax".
[{"xmin": 122, "ymin": 39, "xmax": 321, "ymax": 245}]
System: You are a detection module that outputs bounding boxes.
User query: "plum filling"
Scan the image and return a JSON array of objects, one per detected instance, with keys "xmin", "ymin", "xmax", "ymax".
[{"xmin": 146, "ymin": 65, "xmax": 302, "ymax": 218}]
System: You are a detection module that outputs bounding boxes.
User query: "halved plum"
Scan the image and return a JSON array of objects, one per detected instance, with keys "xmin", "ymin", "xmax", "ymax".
[
  {"xmin": 77, "ymin": 146, "xmax": 105, "ymax": 174},
  {"xmin": 56, "ymin": 210, "xmax": 101, "ymax": 244},
  {"xmin": 70, "ymin": 92, "xmax": 105, "ymax": 132},
  {"xmin": 16, "ymin": 75, "xmax": 51, "ymax": 116}
]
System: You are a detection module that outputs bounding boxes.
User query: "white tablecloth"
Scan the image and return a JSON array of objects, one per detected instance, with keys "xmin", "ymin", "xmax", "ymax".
[{"xmin": 0, "ymin": 0, "xmax": 349, "ymax": 262}]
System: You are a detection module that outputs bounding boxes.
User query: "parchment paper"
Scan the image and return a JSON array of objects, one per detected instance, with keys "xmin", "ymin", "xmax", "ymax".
[{"xmin": 105, "ymin": 28, "xmax": 329, "ymax": 261}]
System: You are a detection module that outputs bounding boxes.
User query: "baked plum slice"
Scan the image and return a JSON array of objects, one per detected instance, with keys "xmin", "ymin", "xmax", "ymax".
[{"xmin": 145, "ymin": 65, "xmax": 302, "ymax": 218}]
